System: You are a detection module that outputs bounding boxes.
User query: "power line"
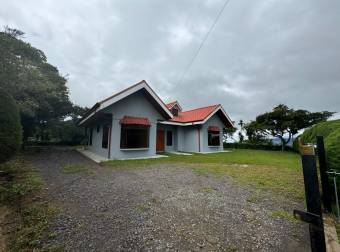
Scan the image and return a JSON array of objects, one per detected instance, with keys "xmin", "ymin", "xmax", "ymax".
[{"xmin": 176, "ymin": 0, "xmax": 232, "ymax": 86}]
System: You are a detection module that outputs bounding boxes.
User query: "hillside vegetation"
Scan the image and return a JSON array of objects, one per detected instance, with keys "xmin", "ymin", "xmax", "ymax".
[{"xmin": 300, "ymin": 119, "xmax": 340, "ymax": 172}]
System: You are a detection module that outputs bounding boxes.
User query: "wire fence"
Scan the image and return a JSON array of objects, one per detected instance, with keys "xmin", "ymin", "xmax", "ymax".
[{"xmin": 326, "ymin": 170, "xmax": 340, "ymax": 221}]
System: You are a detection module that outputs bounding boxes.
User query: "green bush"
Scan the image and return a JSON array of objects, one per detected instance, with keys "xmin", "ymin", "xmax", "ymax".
[
  {"xmin": 0, "ymin": 88, "xmax": 22, "ymax": 162},
  {"xmin": 300, "ymin": 119, "xmax": 340, "ymax": 144},
  {"xmin": 324, "ymin": 129, "xmax": 340, "ymax": 172},
  {"xmin": 224, "ymin": 142, "xmax": 294, "ymax": 151},
  {"xmin": 300, "ymin": 119, "xmax": 340, "ymax": 172},
  {"xmin": 292, "ymin": 136, "xmax": 300, "ymax": 152}
]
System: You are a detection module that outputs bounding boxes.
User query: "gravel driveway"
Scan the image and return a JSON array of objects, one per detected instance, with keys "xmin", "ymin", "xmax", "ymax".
[{"xmin": 27, "ymin": 148, "xmax": 310, "ymax": 251}]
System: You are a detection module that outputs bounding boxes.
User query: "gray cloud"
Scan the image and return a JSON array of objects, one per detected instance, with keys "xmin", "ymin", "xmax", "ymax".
[{"xmin": 1, "ymin": 0, "xmax": 339, "ymax": 122}]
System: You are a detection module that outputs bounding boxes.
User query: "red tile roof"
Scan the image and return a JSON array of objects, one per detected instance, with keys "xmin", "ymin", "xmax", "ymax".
[
  {"xmin": 120, "ymin": 116, "xmax": 150, "ymax": 126},
  {"xmin": 166, "ymin": 101, "xmax": 177, "ymax": 109},
  {"xmin": 169, "ymin": 105, "xmax": 219, "ymax": 123}
]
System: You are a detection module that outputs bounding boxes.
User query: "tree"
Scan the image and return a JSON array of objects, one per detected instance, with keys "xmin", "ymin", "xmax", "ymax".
[
  {"xmin": 244, "ymin": 121, "xmax": 268, "ymax": 144},
  {"xmin": 0, "ymin": 88, "xmax": 22, "ymax": 162},
  {"xmin": 245, "ymin": 104, "xmax": 334, "ymax": 150},
  {"xmin": 223, "ymin": 126, "xmax": 237, "ymax": 142},
  {"xmin": 44, "ymin": 105, "xmax": 89, "ymax": 145},
  {"xmin": 238, "ymin": 120, "xmax": 244, "ymax": 143},
  {"xmin": 0, "ymin": 27, "xmax": 72, "ymax": 144},
  {"xmin": 3, "ymin": 26, "xmax": 24, "ymax": 38}
]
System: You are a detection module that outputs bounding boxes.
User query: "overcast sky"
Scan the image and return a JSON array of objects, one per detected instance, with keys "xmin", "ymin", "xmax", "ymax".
[{"xmin": 1, "ymin": 0, "xmax": 339, "ymax": 122}]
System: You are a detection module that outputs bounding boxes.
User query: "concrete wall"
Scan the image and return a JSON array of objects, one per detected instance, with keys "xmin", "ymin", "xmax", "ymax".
[
  {"xmin": 174, "ymin": 126, "xmax": 200, "ymax": 153},
  {"xmin": 89, "ymin": 90, "xmax": 166, "ymax": 159},
  {"xmin": 172, "ymin": 114, "xmax": 224, "ymax": 153},
  {"xmin": 160, "ymin": 124, "xmax": 177, "ymax": 152},
  {"xmin": 183, "ymin": 126, "xmax": 200, "ymax": 152},
  {"xmin": 201, "ymin": 114, "xmax": 224, "ymax": 152},
  {"xmin": 87, "ymin": 123, "xmax": 109, "ymax": 158}
]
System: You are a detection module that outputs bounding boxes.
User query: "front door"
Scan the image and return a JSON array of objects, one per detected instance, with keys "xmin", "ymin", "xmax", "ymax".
[{"xmin": 156, "ymin": 129, "xmax": 165, "ymax": 152}]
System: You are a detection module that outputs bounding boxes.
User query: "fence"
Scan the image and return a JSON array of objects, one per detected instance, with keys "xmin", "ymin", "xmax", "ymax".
[{"xmin": 294, "ymin": 135, "xmax": 339, "ymax": 252}]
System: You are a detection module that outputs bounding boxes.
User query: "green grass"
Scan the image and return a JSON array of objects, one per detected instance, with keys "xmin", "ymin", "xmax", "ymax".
[
  {"xmin": 8, "ymin": 173, "xmax": 44, "ymax": 197},
  {"xmin": 199, "ymin": 187, "xmax": 217, "ymax": 193},
  {"xmin": 336, "ymin": 222, "xmax": 340, "ymax": 241},
  {"xmin": 61, "ymin": 164, "xmax": 88, "ymax": 174},
  {"xmin": 0, "ymin": 157, "xmax": 60, "ymax": 251},
  {"xmin": 193, "ymin": 163, "xmax": 304, "ymax": 200},
  {"xmin": 0, "ymin": 159, "xmax": 44, "ymax": 202},
  {"xmin": 271, "ymin": 209, "xmax": 300, "ymax": 223},
  {"xmin": 103, "ymin": 149, "xmax": 304, "ymax": 201},
  {"xmin": 10, "ymin": 203, "xmax": 58, "ymax": 251},
  {"xmin": 104, "ymin": 149, "xmax": 300, "ymax": 169},
  {"xmin": 136, "ymin": 202, "xmax": 152, "ymax": 212}
]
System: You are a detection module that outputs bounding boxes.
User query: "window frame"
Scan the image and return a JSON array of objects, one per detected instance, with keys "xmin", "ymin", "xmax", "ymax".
[
  {"xmin": 208, "ymin": 130, "xmax": 220, "ymax": 147},
  {"xmin": 166, "ymin": 130, "xmax": 173, "ymax": 146},
  {"xmin": 171, "ymin": 107, "xmax": 179, "ymax": 116},
  {"xmin": 102, "ymin": 124, "xmax": 109, "ymax": 149},
  {"xmin": 120, "ymin": 124, "xmax": 150, "ymax": 150}
]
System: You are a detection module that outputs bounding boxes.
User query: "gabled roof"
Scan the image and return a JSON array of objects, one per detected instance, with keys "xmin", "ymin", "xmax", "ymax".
[
  {"xmin": 170, "ymin": 105, "xmax": 219, "ymax": 123},
  {"xmin": 79, "ymin": 80, "xmax": 173, "ymax": 126},
  {"xmin": 166, "ymin": 101, "xmax": 182, "ymax": 111},
  {"xmin": 162, "ymin": 104, "xmax": 234, "ymax": 127}
]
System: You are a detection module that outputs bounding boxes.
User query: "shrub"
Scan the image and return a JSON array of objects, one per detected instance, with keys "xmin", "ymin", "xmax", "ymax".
[
  {"xmin": 292, "ymin": 135, "xmax": 300, "ymax": 152},
  {"xmin": 300, "ymin": 119, "xmax": 340, "ymax": 172},
  {"xmin": 300, "ymin": 119, "xmax": 340, "ymax": 144},
  {"xmin": 0, "ymin": 88, "xmax": 22, "ymax": 162},
  {"xmin": 324, "ymin": 129, "xmax": 340, "ymax": 172},
  {"xmin": 223, "ymin": 142, "xmax": 294, "ymax": 151}
]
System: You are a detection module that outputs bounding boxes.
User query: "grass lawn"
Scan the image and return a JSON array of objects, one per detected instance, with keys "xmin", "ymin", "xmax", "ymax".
[{"xmin": 103, "ymin": 149, "xmax": 305, "ymax": 201}]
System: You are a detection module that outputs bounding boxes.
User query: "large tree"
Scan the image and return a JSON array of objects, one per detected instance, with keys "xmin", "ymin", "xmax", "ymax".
[
  {"xmin": 0, "ymin": 27, "xmax": 72, "ymax": 143},
  {"xmin": 223, "ymin": 126, "xmax": 237, "ymax": 142},
  {"xmin": 245, "ymin": 104, "xmax": 334, "ymax": 150},
  {"xmin": 0, "ymin": 88, "xmax": 22, "ymax": 162}
]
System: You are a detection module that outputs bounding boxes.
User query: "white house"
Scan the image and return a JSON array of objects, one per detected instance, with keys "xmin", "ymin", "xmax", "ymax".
[{"xmin": 78, "ymin": 80, "xmax": 234, "ymax": 159}]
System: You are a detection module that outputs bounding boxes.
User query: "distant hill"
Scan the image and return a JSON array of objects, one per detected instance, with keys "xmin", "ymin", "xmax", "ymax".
[{"xmin": 270, "ymin": 137, "xmax": 295, "ymax": 147}]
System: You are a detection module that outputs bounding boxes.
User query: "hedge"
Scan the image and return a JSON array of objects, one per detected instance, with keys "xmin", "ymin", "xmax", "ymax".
[
  {"xmin": 224, "ymin": 142, "xmax": 294, "ymax": 151},
  {"xmin": 324, "ymin": 129, "xmax": 340, "ymax": 172},
  {"xmin": 0, "ymin": 88, "xmax": 22, "ymax": 162},
  {"xmin": 298, "ymin": 119, "xmax": 340, "ymax": 172},
  {"xmin": 300, "ymin": 119, "xmax": 340, "ymax": 144}
]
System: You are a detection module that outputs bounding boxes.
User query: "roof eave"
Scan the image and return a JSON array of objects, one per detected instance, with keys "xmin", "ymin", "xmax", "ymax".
[{"xmin": 78, "ymin": 80, "xmax": 173, "ymax": 126}]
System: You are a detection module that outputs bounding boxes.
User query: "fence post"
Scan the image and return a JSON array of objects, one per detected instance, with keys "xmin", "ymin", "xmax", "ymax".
[
  {"xmin": 299, "ymin": 144, "xmax": 326, "ymax": 252},
  {"xmin": 316, "ymin": 135, "xmax": 332, "ymax": 212}
]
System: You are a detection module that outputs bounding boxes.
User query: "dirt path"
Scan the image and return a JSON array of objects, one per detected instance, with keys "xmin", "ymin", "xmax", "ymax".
[{"xmin": 26, "ymin": 149, "xmax": 310, "ymax": 251}]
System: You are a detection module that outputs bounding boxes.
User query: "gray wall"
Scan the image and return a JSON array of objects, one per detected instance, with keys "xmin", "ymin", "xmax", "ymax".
[
  {"xmin": 160, "ymin": 124, "xmax": 176, "ymax": 152},
  {"xmin": 183, "ymin": 126, "xmax": 200, "ymax": 152},
  {"xmin": 174, "ymin": 126, "xmax": 200, "ymax": 153},
  {"xmin": 200, "ymin": 114, "xmax": 224, "ymax": 152},
  {"xmin": 89, "ymin": 90, "xmax": 166, "ymax": 159},
  {"xmin": 173, "ymin": 114, "xmax": 224, "ymax": 153},
  {"xmin": 87, "ymin": 123, "xmax": 109, "ymax": 158}
]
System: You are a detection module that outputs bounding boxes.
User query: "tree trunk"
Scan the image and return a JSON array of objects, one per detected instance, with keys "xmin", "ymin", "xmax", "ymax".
[{"xmin": 278, "ymin": 136, "xmax": 285, "ymax": 151}]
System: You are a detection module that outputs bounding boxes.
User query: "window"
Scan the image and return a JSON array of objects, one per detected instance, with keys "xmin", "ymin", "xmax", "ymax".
[
  {"xmin": 171, "ymin": 107, "xmax": 178, "ymax": 116},
  {"xmin": 120, "ymin": 125, "xmax": 149, "ymax": 149},
  {"xmin": 89, "ymin": 128, "xmax": 93, "ymax": 145},
  {"xmin": 208, "ymin": 130, "xmax": 220, "ymax": 146},
  {"xmin": 166, "ymin": 131, "xmax": 172, "ymax": 146},
  {"xmin": 102, "ymin": 125, "xmax": 109, "ymax": 149}
]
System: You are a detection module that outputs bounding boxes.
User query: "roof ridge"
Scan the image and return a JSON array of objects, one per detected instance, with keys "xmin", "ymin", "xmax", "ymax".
[
  {"xmin": 166, "ymin": 100, "xmax": 178, "ymax": 105},
  {"xmin": 181, "ymin": 104, "xmax": 220, "ymax": 113},
  {"xmin": 98, "ymin": 80, "xmax": 146, "ymax": 104}
]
